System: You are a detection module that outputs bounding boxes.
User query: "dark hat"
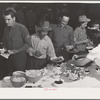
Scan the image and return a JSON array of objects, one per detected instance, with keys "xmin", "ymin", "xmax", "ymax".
[{"xmin": 37, "ymin": 21, "xmax": 52, "ymax": 31}]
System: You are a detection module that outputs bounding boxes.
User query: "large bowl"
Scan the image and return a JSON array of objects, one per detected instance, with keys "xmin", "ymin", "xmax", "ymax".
[
  {"xmin": 10, "ymin": 76, "xmax": 26, "ymax": 87},
  {"xmin": 12, "ymin": 71, "xmax": 26, "ymax": 78},
  {"xmin": 26, "ymin": 75, "xmax": 42, "ymax": 83}
]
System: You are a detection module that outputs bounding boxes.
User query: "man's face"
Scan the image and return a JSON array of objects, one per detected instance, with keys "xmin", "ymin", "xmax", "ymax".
[
  {"xmin": 4, "ymin": 14, "xmax": 15, "ymax": 27},
  {"xmin": 39, "ymin": 30, "xmax": 48, "ymax": 38},
  {"xmin": 61, "ymin": 16, "xmax": 69, "ymax": 27}
]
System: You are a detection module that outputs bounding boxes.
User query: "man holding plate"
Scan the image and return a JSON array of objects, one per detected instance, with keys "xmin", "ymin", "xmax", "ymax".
[{"xmin": 27, "ymin": 20, "xmax": 58, "ymax": 69}]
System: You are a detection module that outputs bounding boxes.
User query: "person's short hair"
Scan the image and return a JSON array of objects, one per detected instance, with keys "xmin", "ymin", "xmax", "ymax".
[
  {"xmin": 58, "ymin": 13, "xmax": 70, "ymax": 23},
  {"xmin": 3, "ymin": 7, "xmax": 16, "ymax": 18}
]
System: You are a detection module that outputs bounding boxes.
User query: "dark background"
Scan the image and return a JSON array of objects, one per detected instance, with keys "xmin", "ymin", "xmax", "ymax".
[{"xmin": 0, "ymin": 3, "xmax": 100, "ymax": 39}]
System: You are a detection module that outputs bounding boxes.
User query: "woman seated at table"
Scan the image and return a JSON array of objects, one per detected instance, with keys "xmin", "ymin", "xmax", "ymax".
[{"xmin": 71, "ymin": 21, "xmax": 100, "ymax": 68}]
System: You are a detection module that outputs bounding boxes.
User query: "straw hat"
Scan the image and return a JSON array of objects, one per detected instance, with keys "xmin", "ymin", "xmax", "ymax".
[
  {"xmin": 37, "ymin": 21, "xmax": 52, "ymax": 31},
  {"xmin": 79, "ymin": 15, "xmax": 91, "ymax": 22}
]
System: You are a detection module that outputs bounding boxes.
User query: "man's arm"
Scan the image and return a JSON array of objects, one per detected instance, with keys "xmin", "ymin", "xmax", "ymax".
[
  {"xmin": 69, "ymin": 28, "xmax": 75, "ymax": 45},
  {"xmin": 72, "ymin": 57, "xmax": 92, "ymax": 67},
  {"xmin": 75, "ymin": 39, "xmax": 89, "ymax": 45},
  {"xmin": 47, "ymin": 38, "xmax": 56, "ymax": 59},
  {"xmin": 13, "ymin": 26, "xmax": 31, "ymax": 54}
]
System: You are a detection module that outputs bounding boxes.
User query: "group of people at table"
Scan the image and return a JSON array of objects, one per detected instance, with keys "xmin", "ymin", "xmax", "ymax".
[{"xmin": 0, "ymin": 7, "xmax": 100, "ymax": 79}]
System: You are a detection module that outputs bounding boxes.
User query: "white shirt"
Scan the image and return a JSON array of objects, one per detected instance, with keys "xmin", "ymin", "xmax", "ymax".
[
  {"xmin": 87, "ymin": 44, "xmax": 100, "ymax": 66},
  {"xmin": 27, "ymin": 33, "xmax": 56, "ymax": 59}
]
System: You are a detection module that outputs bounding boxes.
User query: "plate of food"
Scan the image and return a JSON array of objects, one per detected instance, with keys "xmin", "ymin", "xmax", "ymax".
[
  {"xmin": 67, "ymin": 48, "xmax": 79, "ymax": 53},
  {"xmin": 86, "ymin": 46, "xmax": 94, "ymax": 50},
  {"xmin": 50, "ymin": 56, "xmax": 64, "ymax": 63}
]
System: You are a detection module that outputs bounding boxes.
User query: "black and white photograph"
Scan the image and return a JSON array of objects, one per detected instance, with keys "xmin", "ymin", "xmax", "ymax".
[{"xmin": 0, "ymin": 0, "xmax": 100, "ymax": 99}]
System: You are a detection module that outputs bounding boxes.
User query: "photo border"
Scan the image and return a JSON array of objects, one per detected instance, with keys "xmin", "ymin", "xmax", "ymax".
[{"xmin": 0, "ymin": 0, "xmax": 100, "ymax": 99}]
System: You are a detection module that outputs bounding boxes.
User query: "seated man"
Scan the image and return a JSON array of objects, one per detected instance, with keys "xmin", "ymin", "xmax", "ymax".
[{"xmin": 27, "ymin": 20, "xmax": 56, "ymax": 69}]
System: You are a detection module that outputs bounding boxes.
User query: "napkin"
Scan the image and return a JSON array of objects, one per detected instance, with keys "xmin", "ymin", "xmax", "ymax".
[{"xmin": 0, "ymin": 53, "xmax": 10, "ymax": 59}]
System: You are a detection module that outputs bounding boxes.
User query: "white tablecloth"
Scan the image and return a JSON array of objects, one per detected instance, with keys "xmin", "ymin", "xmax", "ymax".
[{"xmin": 1, "ymin": 66, "xmax": 100, "ymax": 88}]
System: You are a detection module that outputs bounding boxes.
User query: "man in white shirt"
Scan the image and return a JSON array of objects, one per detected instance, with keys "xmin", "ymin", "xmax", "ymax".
[{"xmin": 27, "ymin": 21, "xmax": 56, "ymax": 69}]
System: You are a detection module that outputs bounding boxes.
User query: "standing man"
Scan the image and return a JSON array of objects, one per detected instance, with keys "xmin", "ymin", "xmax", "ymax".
[
  {"xmin": 51, "ymin": 14, "xmax": 74, "ymax": 61},
  {"xmin": 27, "ymin": 20, "xmax": 56, "ymax": 69},
  {"xmin": 2, "ymin": 8, "xmax": 31, "ymax": 74}
]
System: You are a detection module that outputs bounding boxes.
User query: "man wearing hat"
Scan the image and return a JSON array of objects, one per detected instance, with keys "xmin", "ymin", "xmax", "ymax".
[
  {"xmin": 27, "ymin": 20, "xmax": 56, "ymax": 69},
  {"xmin": 74, "ymin": 15, "xmax": 91, "ymax": 55}
]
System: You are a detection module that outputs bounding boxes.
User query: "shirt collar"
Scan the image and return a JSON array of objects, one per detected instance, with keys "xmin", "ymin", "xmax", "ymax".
[
  {"xmin": 36, "ymin": 33, "xmax": 48, "ymax": 41},
  {"xmin": 11, "ymin": 22, "xmax": 17, "ymax": 28},
  {"xmin": 57, "ymin": 24, "xmax": 67, "ymax": 28}
]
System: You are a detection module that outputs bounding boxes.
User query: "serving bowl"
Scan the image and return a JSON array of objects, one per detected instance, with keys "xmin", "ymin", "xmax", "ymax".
[
  {"xmin": 26, "ymin": 75, "xmax": 42, "ymax": 83},
  {"xmin": 10, "ymin": 76, "xmax": 26, "ymax": 87},
  {"xmin": 12, "ymin": 71, "xmax": 26, "ymax": 78},
  {"xmin": 54, "ymin": 79, "xmax": 64, "ymax": 87},
  {"xmin": 25, "ymin": 70, "xmax": 43, "ymax": 83}
]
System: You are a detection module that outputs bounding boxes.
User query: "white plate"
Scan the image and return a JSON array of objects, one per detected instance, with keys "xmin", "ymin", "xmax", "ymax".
[{"xmin": 50, "ymin": 56, "xmax": 64, "ymax": 63}]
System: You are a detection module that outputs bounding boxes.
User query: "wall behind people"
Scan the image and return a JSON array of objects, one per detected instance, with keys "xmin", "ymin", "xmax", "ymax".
[{"xmin": 25, "ymin": 6, "xmax": 38, "ymax": 35}]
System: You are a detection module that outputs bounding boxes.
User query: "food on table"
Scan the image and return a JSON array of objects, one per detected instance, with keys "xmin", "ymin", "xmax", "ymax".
[
  {"xmin": 12, "ymin": 76, "xmax": 25, "ymax": 82},
  {"xmin": 52, "ymin": 57, "xmax": 62, "ymax": 62},
  {"xmin": 51, "ymin": 56, "xmax": 64, "ymax": 63},
  {"xmin": 25, "ymin": 70, "xmax": 42, "ymax": 77},
  {"xmin": 69, "ymin": 73, "xmax": 78, "ymax": 81},
  {"xmin": 60, "ymin": 60, "xmax": 86, "ymax": 81}
]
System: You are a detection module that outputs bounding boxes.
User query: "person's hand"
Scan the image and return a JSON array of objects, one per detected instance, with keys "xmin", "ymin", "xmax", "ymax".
[
  {"xmin": 12, "ymin": 49, "xmax": 19, "ymax": 54},
  {"xmin": 72, "ymin": 54, "xmax": 79, "ymax": 60},
  {"xmin": 50, "ymin": 56, "xmax": 57, "ymax": 60},
  {"xmin": 65, "ymin": 45, "xmax": 74, "ymax": 51},
  {"xmin": 8, "ymin": 50, "xmax": 14, "ymax": 54},
  {"xmin": 8, "ymin": 49, "xmax": 19, "ymax": 55},
  {"xmin": 35, "ymin": 50, "xmax": 42, "ymax": 57},
  {"xmin": 27, "ymin": 47, "xmax": 35, "ymax": 56}
]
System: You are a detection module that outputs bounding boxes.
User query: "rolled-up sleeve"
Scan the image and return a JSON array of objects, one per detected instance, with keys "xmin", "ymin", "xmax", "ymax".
[
  {"xmin": 47, "ymin": 38, "xmax": 56, "ymax": 58},
  {"xmin": 69, "ymin": 28, "xmax": 74, "ymax": 45},
  {"xmin": 87, "ymin": 45, "xmax": 100, "ymax": 61}
]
